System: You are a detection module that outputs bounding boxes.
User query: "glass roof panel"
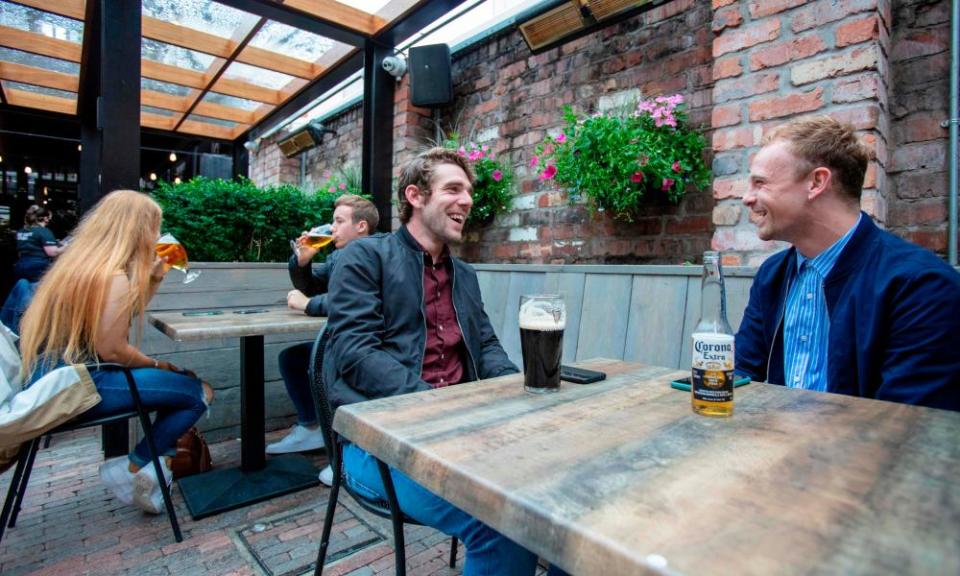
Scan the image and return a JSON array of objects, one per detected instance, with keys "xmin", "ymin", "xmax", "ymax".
[
  {"xmin": 248, "ymin": 21, "xmax": 335, "ymax": 63},
  {"xmin": 187, "ymin": 114, "xmax": 239, "ymax": 129},
  {"xmin": 0, "ymin": 3, "xmax": 84, "ymax": 44},
  {"xmin": 220, "ymin": 61, "xmax": 295, "ymax": 89},
  {"xmin": 337, "ymin": 0, "xmax": 393, "ymax": 14},
  {"xmin": 0, "ymin": 48, "xmax": 79, "ymax": 75},
  {"xmin": 142, "ymin": 105, "xmax": 177, "ymax": 117},
  {"xmin": 142, "ymin": 78, "xmax": 193, "ymax": 97},
  {"xmin": 142, "ymin": 0, "xmax": 260, "ymax": 41},
  {"xmin": 142, "ymin": 39, "xmax": 216, "ymax": 72},
  {"xmin": 4, "ymin": 81, "xmax": 75, "ymax": 99},
  {"xmin": 201, "ymin": 92, "xmax": 262, "ymax": 111}
]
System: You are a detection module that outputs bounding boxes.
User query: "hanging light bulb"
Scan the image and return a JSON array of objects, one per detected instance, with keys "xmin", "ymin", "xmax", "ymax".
[
  {"xmin": 169, "ymin": 152, "xmax": 177, "ymax": 162},
  {"xmin": 149, "ymin": 172, "xmax": 157, "ymax": 181},
  {"xmin": 77, "ymin": 144, "xmax": 82, "ymax": 152},
  {"xmin": 174, "ymin": 177, "xmax": 181, "ymax": 184},
  {"xmin": 24, "ymin": 166, "xmax": 32, "ymax": 174},
  {"xmin": 0, "ymin": 154, "xmax": 4, "ymax": 163}
]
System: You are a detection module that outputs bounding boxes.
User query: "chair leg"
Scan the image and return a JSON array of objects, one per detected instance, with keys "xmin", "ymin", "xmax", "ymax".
[
  {"xmin": 127, "ymin": 369, "xmax": 182, "ymax": 543},
  {"xmin": 43, "ymin": 434, "xmax": 51, "ymax": 449},
  {"xmin": 377, "ymin": 459, "xmax": 406, "ymax": 576},
  {"xmin": 314, "ymin": 467, "xmax": 342, "ymax": 576},
  {"xmin": 0, "ymin": 443, "xmax": 33, "ymax": 544},
  {"xmin": 449, "ymin": 536, "xmax": 458, "ymax": 568},
  {"xmin": 8, "ymin": 437, "xmax": 41, "ymax": 528}
]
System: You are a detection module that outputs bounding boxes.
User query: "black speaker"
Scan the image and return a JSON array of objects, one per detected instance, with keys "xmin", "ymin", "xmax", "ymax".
[{"xmin": 409, "ymin": 44, "xmax": 453, "ymax": 107}]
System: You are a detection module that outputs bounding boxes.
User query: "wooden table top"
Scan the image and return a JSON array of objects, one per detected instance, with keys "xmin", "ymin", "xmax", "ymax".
[
  {"xmin": 147, "ymin": 306, "xmax": 326, "ymax": 341},
  {"xmin": 333, "ymin": 359, "xmax": 960, "ymax": 576}
]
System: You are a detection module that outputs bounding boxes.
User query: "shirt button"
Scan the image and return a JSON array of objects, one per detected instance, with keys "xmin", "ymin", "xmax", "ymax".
[
  {"xmin": 439, "ymin": 325, "xmax": 444, "ymax": 331},
  {"xmin": 794, "ymin": 376, "xmax": 801, "ymax": 382},
  {"xmin": 440, "ymin": 354, "xmax": 445, "ymax": 360},
  {"xmin": 800, "ymin": 335, "xmax": 808, "ymax": 342},
  {"xmin": 806, "ymin": 293, "xmax": 813, "ymax": 300}
]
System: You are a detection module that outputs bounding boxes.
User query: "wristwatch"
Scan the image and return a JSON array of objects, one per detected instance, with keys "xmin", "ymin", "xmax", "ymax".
[{"xmin": 152, "ymin": 358, "xmax": 160, "ymax": 368}]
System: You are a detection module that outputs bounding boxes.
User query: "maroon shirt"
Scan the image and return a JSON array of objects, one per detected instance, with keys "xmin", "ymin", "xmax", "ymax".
[{"xmin": 420, "ymin": 249, "xmax": 465, "ymax": 388}]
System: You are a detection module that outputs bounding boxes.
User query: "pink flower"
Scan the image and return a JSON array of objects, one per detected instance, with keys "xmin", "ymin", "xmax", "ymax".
[
  {"xmin": 661, "ymin": 178, "xmax": 675, "ymax": 191},
  {"xmin": 338, "ymin": 182, "xmax": 347, "ymax": 190},
  {"xmin": 540, "ymin": 165, "xmax": 557, "ymax": 181},
  {"xmin": 492, "ymin": 170, "xmax": 503, "ymax": 182},
  {"xmin": 457, "ymin": 146, "xmax": 467, "ymax": 157},
  {"xmin": 631, "ymin": 171, "xmax": 644, "ymax": 183},
  {"xmin": 481, "ymin": 144, "xmax": 489, "ymax": 152},
  {"xmin": 556, "ymin": 133, "xmax": 567, "ymax": 144},
  {"xmin": 328, "ymin": 186, "xmax": 335, "ymax": 193},
  {"xmin": 468, "ymin": 150, "xmax": 481, "ymax": 161},
  {"xmin": 322, "ymin": 170, "xmax": 332, "ymax": 179},
  {"xmin": 672, "ymin": 161, "xmax": 682, "ymax": 173},
  {"xmin": 529, "ymin": 155, "xmax": 539, "ymax": 168}
]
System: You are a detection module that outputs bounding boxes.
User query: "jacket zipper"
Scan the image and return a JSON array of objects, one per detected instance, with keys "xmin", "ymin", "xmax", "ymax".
[
  {"xmin": 450, "ymin": 263, "xmax": 479, "ymax": 381},
  {"xmin": 418, "ymin": 257, "xmax": 427, "ymax": 371},
  {"xmin": 767, "ymin": 272, "xmax": 793, "ymax": 383}
]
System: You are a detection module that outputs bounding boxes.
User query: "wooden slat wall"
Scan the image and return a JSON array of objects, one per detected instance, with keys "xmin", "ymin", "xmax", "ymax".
[{"xmin": 143, "ymin": 263, "xmax": 758, "ymax": 441}]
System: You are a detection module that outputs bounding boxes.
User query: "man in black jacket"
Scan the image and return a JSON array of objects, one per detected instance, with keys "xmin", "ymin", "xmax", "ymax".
[
  {"xmin": 325, "ymin": 148, "xmax": 557, "ymax": 575},
  {"xmin": 266, "ymin": 195, "xmax": 379, "ymax": 487}
]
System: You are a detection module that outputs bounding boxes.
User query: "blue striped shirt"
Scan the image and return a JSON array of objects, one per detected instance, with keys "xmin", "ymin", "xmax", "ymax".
[{"xmin": 783, "ymin": 215, "xmax": 861, "ymax": 392}]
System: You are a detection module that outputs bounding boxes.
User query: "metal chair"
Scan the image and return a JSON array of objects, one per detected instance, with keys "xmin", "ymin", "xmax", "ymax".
[
  {"xmin": 308, "ymin": 331, "xmax": 458, "ymax": 575},
  {"xmin": 0, "ymin": 363, "xmax": 183, "ymax": 545}
]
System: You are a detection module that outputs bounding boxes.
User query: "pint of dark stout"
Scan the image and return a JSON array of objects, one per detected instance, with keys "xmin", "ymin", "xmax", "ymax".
[{"xmin": 519, "ymin": 294, "xmax": 565, "ymax": 393}]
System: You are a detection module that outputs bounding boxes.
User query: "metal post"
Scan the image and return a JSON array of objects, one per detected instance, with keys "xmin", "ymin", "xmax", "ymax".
[
  {"xmin": 361, "ymin": 40, "xmax": 396, "ymax": 233},
  {"xmin": 98, "ymin": 0, "xmax": 141, "ymax": 197},
  {"xmin": 950, "ymin": 0, "xmax": 959, "ymax": 265}
]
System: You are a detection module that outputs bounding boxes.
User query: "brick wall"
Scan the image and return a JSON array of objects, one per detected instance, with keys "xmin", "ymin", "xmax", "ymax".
[
  {"xmin": 887, "ymin": 0, "xmax": 953, "ymax": 254},
  {"xmin": 709, "ymin": 0, "xmax": 893, "ymax": 265}
]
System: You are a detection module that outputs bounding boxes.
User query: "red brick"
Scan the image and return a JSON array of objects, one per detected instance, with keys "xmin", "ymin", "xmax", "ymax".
[
  {"xmin": 892, "ymin": 141, "xmax": 947, "ymax": 172},
  {"xmin": 891, "ymin": 28, "xmax": 950, "ymax": 62},
  {"xmin": 791, "ymin": 45, "xmax": 879, "ymax": 85},
  {"xmin": 713, "ymin": 72, "xmax": 779, "ymax": 102},
  {"xmin": 711, "ymin": 103, "xmax": 742, "ymax": 127},
  {"xmin": 891, "ymin": 199, "xmax": 948, "ymax": 226},
  {"xmin": 896, "ymin": 112, "xmax": 948, "ymax": 143},
  {"xmin": 895, "ymin": 170, "xmax": 948, "ymax": 199},
  {"xmin": 712, "ymin": 176, "xmax": 750, "ymax": 199},
  {"xmin": 712, "ymin": 56, "xmax": 743, "ymax": 79},
  {"xmin": 832, "ymin": 73, "xmax": 881, "ymax": 103},
  {"xmin": 830, "ymin": 104, "xmax": 881, "ymax": 130},
  {"xmin": 713, "ymin": 0, "xmax": 736, "ymax": 8},
  {"xmin": 749, "ymin": 35, "xmax": 827, "ymax": 71},
  {"xmin": 748, "ymin": 87, "xmax": 824, "ymax": 121},
  {"xmin": 713, "ymin": 19, "xmax": 781, "ymax": 57},
  {"xmin": 748, "ymin": 0, "xmax": 808, "ymax": 18},
  {"xmin": 836, "ymin": 16, "xmax": 881, "ymax": 47},
  {"xmin": 792, "ymin": 0, "xmax": 880, "ymax": 33},
  {"xmin": 666, "ymin": 216, "xmax": 712, "ymax": 235},
  {"xmin": 902, "ymin": 228, "xmax": 948, "ymax": 253},
  {"xmin": 712, "ymin": 6, "xmax": 743, "ymax": 32},
  {"xmin": 643, "ymin": 0, "xmax": 695, "ymax": 24}
]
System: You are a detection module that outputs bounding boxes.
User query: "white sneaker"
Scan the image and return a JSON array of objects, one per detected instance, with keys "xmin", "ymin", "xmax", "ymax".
[
  {"xmin": 133, "ymin": 458, "xmax": 173, "ymax": 515},
  {"xmin": 99, "ymin": 457, "xmax": 135, "ymax": 505},
  {"xmin": 265, "ymin": 425, "xmax": 326, "ymax": 454},
  {"xmin": 318, "ymin": 465, "xmax": 334, "ymax": 487}
]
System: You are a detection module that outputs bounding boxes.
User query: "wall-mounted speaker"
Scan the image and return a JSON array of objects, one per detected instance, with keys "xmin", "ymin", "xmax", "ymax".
[{"xmin": 409, "ymin": 44, "xmax": 453, "ymax": 107}]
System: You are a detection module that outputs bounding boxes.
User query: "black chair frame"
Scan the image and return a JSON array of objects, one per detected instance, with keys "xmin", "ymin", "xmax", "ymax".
[
  {"xmin": 0, "ymin": 363, "xmax": 183, "ymax": 544},
  {"xmin": 308, "ymin": 331, "xmax": 458, "ymax": 576}
]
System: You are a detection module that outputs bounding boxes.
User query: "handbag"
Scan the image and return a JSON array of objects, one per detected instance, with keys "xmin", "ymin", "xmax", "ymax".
[{"xmin": 168, "ymin": 426, "xmax": 213, "ymax": 479}]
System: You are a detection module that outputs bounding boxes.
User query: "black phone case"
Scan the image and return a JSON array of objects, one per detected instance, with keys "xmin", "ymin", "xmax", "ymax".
[{"xmin": 560, "ymin": 365, "xmax": 606, "ymax": 384}]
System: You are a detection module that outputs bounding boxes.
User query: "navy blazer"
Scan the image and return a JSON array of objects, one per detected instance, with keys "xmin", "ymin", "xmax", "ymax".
[{"xmin": 736, "ymin": 213, "xmax": 960, "ymax": 411}]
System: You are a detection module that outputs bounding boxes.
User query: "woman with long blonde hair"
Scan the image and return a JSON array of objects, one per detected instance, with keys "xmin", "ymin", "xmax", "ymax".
[{"xmin": 20, "ymin": 189, "xmax": 213, "ymax": 514}]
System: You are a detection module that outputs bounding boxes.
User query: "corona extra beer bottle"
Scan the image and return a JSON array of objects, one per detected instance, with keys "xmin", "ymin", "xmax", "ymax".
[{"xmin": 691, "ymin": 251, "xmax": 735, "ymax": 417}]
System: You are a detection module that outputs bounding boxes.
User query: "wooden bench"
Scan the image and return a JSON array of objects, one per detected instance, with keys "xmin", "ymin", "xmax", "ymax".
[{"xmin": 142, "ymin": 262, "xmax": 757, "ymax": 441}]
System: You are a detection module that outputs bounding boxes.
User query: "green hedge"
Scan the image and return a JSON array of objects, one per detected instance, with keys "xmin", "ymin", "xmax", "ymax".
[{"xmin": 152, "ymin": 177, "xmax": 338, "ymax": 263}]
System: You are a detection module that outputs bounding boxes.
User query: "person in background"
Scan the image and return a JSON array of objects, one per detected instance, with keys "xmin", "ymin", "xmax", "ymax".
[
  {"xmin": 19, "ymin": 190, "xmax": 215, "ymax": 514},
  {"xmin": 736, "ymin": 115, "xmax": 960, "ymax": 411},
  {"xmin": 267, "ymin": 194, "xmax": 379, "ymax": 488},
  {"xmin": 14, "ymin": 205, "xmax": 63, "ymax": 282},
  {"xmin": 324, "ymin": 148, "xmax": 566, "ymax": 575}
]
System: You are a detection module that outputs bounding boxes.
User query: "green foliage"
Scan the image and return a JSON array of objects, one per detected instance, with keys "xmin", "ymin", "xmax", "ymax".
[
  {"xmin": 318, "ymin": 164, "xmax": 364, "ymax": 196},
  {"xmin": 533, "ymin": 94, "xmax": 711, "ymax": 220},
  {"xmin": 442, "ymin": 135, "xmax": 514, "ymax": 227},
  {"xmin": 152, "ymin": 177, "xmax": 338, "ymax": 262}
]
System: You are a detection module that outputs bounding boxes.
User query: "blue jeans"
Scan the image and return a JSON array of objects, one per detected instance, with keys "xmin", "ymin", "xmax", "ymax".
[
  {"xmin": 343, "ymin": 443, "xmax": 567, "ymax": 576},
  {"xmin": 83, "ymin": 367, "xmax": 207, "ymax": 468},
  {"xmin": 278, "ymin": 342, "xmax": 317, "ymax": 426}
]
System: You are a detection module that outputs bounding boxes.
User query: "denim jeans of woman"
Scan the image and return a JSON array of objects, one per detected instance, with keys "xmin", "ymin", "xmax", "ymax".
[
  {"xmin": 83, "ymin": 367, "xmax": 206, "ymax": 468},
  {"xmin": 277, "ymin": 341, "xmax": 318, "ymax": 426},
  {"xmin": 343, "ymin": 443, "xmax": 568, "ymax": 576}
]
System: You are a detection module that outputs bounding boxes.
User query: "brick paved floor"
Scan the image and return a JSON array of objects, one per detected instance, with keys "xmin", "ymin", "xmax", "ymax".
[{"xmin": 0, "ymin": 428, "xmax": 471, "ymax": 576}]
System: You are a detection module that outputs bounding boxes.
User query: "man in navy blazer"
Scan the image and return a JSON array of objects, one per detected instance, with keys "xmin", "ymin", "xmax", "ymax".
[{"xmin": 736, "ymin": 115, "xmax": 960, "ymax": 411}]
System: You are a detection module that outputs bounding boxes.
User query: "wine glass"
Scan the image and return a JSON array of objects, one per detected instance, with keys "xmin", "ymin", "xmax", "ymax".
[
  {"xmin": 291, "ymin": 224, "xmax": 334, "ymax": 259},
  {"xmin": 156, "ymin": 233, "xmax": 201, "ymax": 283}
]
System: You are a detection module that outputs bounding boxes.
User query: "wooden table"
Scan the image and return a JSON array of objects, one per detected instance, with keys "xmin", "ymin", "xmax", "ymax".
[
  {"xmin": 334, "ymin": 359, "xmax": 960, "ymax": 576},
  {"xmin": 148, "ymin": 306, "xmax": 326, "ymax": 519}
]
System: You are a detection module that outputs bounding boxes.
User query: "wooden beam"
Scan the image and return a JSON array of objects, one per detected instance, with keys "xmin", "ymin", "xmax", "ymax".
[
  {"xmin": 141, "ymin": 111, "xmax": 177, "ymax": 131},
  {"xmin": 178, "ymin": 118, "xmax": 242, "ymax": 140},
  {"xmin": 4, "ymin": 86, "xmax": 76, "ymax": 114},
  {"xmin": 210, "ymin": 76, "xmax": 285, "ymax": 105},
  {"xmin": 282, "ymin": 0, "xmax": 386, "ymax": 35},
  {"xmin": 141, "ymin": 59, "xmax": 283, "ymax": 105},
  {"xmin": 193, "ymin": 101, "xmax": 256, "ymax": 124},
  {"xmin": 0, "ymin": 61, "xmax": 79, "ymax": 92},
  {"xmin": 141, "ymin": 89, "xmax": 189, "ymax": 112},
  {"xmin": 8, "ymin": 0, "xmax": 85, "ymax": 20},
  {"xmin": 0, "ymin": 25, "xmax": 82, "ymax": 62},
  {"xmin": 141, "ymin": 59, "xmax": 207, "ymax": 89},
  {"xmin": 236, "ymin": 44, "xmax": 318, "ymax": 79},
  {"xmin": 141, "ymin": 87, "xmax": 256, "ymax": 124}
]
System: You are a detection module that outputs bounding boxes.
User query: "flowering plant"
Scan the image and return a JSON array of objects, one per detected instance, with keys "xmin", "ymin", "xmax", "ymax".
[
  {"xmin": 318, "ymin": 164, "xmax": 363, "ymax": 196},
  {"xmin": 532, "ymin": 95, "xmax": 710, "ymax": 220},
  {"xmin": 444, "ymin": 136, "xmax": 514, "ymax": 227}
]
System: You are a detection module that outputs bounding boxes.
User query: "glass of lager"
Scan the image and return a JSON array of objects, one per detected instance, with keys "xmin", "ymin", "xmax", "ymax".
[
  {"xmin": 290, "ymin": 224, "xmax": 334, "ymax": 258},
  {"xmin": 156, "ymin": 233, "xmax": 201, "ymax": 284},
  {"xmin": 519, "ymin": 294, "xmax": 565, "ymax": 394}
]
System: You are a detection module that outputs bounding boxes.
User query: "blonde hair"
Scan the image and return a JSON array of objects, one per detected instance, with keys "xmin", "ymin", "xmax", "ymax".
[
  {"xmin": 20, "ymin": 190, "xmax": 162, "ymax": 377},
  {"xmin": 334, "ymin": 194, "xmax": 379, "ymax": 231}
]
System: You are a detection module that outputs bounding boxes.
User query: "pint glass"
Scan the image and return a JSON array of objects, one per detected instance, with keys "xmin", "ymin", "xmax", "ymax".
[{"xmin": 519, "ymin": 294, "xmax": 565, "ymax": 393}]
